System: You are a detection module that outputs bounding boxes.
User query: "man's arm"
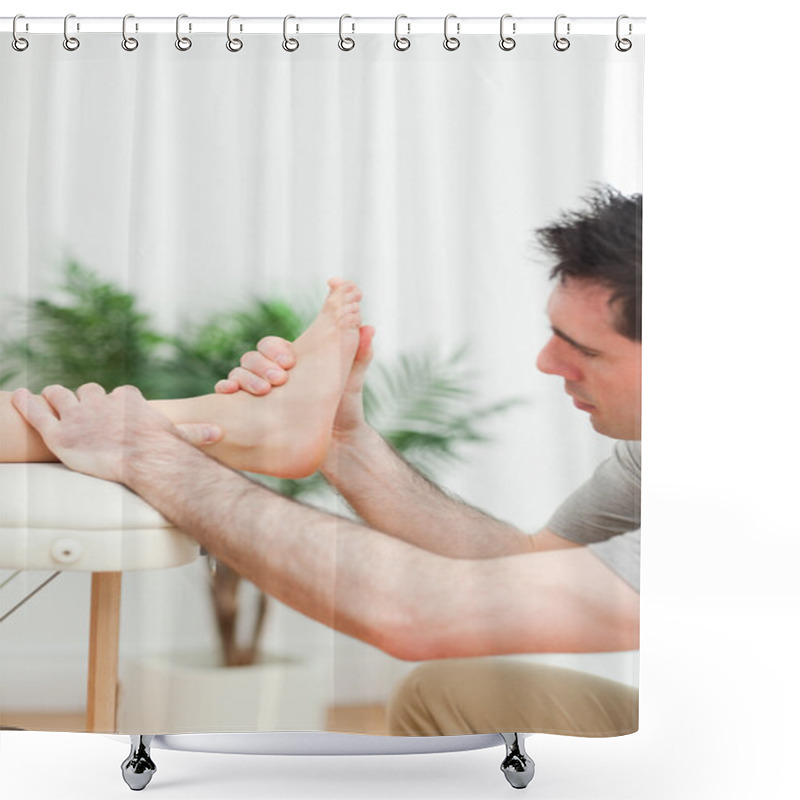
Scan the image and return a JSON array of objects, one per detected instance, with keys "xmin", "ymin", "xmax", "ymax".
[
  {"xmin": 12, "ymin": 384, "xmax": 637, "ymax": 660},
  {"xmin": 322, "ymin": 421, "xmax": 579, "ymax": 558},
  {"xmin": 123, "ymin": 436, "xmax": 639, "ymax": 659},
  {"xmin": 222, "ymin": 328, "xmax": 565, "ymax": 559},
  {"xmin": 127, "ymin": 437, "xmax": 637, "ymax": 659}
]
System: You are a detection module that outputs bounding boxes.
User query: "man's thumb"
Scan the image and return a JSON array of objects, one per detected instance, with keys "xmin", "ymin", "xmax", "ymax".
[{"xmin": 175, "ymin": 423, "xmax": 223, "ymax": 447}]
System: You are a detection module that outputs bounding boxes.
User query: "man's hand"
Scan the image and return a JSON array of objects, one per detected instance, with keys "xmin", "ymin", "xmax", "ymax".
[
  {"xmin": 11, "ymin": 383, "xmax": 190, "ymax": 484},
  {"xmin": 215, "ymin": 326, "xmax": 376, "ymax": 445},
  {"xmin": 326, "ymin": 325, "xmax": 375, "ymax": 444},
  {"xmin": 215, "ymin": 336, "xmax": 297, "ymax": 396}
]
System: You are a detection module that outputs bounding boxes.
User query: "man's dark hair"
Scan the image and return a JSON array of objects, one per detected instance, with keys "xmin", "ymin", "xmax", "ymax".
[{"xmin": 536, "ymin": 186, "xmax": 642, "ymax": 341}]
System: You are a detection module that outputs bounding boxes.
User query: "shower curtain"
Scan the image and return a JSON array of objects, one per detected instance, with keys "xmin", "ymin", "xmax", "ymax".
[{"xmin": 0, "ymin": 17, "xmax": 643, "ymax": 741}]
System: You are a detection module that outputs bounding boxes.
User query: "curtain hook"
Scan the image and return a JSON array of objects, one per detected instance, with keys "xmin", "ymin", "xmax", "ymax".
[
  {"xmin": 339, "ymin": 14, "xmax": 355, "ymax": 51},
  {"xmin": 63, "ymin": 13, "xmax": 80, "ymax": 51},
  {"xmin": 615, "ymin": 15, "xmax": 632, "ymax": 51},
  {"xmin": 122, "ymin": 14, "xmax": 139, "ymax": 52},
  {"xmin": 394, "ymin": 14, "xmax": 411, "ymax": 51},
  {"xmin": 12, "ymin": 15, "xmax": 29, "ymax": 52},
  {"xmin": 499, "ymin": 13, "xmax": 516, "ymax": 51},
  {"xmin": 553, "ymin": 14, "xmax": 570, "ymax": 52},
  {"xmin": 175, "ymin": 14, "xmax": 192, "ymax": 51},
  {"xmin": 282, "ymin": 15, "xmax": 299, "ymax": 52},
  {"xmin": 443, "ymin": 13, "xmax": 460, "ymax": 51},
  {"xmin": 226, "ymin": 15, "xmax": 243, "ymax": 52}
]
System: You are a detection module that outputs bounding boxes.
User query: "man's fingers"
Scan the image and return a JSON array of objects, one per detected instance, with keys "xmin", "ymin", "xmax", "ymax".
[
  {"xmin": 40, "ymin": 384, "xmax": 78, "ymax": 415},
  {"xmin": 75, "ymin": 382, "xmax": 107, "ymax": 400},
  {"xmin": 10, "ymin": 388, "xmax": 60, "ymax": 437},
  {"xmin": 355, "ymin": 326, "xmax": 375, "ymax": 366},
  {"xmin": 225, "ymin": 366, "xmax": 273, "ymax": 395},
  {"xmin": 256, "ymin": 336, "xmax": 296, "ymax": 370},
  {"xmin": 214, "ymin": 379, "xmax": 239, "ymax": 394},
  {"xmin": 109, "ymin": 384, "xmax": 145, "ymax": 400},
  {"xmin": 240, "ymin": 351, "xmax": 288, "ymax": 388},
  {"xmin": 175, "ymin": 423, "xmax": 224, "ymax": 447}
]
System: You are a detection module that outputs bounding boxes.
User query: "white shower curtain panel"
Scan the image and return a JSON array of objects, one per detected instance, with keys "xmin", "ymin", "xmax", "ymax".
[{"xmin": 0, "ymin": 21, "xmax": 643, "ymax": 744}]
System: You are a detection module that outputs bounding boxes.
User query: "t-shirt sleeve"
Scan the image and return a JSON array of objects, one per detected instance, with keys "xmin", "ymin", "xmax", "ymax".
[{"xmin": 545, "ymin": 440, "xmax": 641, "ymax": 545}]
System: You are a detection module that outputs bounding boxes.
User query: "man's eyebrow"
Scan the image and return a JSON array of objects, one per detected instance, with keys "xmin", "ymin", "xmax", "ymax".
[{"xmin": 551, "ymin": 327, "xmax": 602, "ymax": 356}]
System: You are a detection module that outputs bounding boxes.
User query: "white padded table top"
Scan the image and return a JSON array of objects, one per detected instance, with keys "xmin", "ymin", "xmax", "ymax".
[{"xmin": 0, "ymin": 463, "xmax": 199, "ymax": 572}]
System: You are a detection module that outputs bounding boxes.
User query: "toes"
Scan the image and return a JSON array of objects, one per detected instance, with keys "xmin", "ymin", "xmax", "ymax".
[
  {"xmin": 335, "ymin": 302, "xmax": 362, "ymax": 328},
  {"xmin": 327, "ymin": 279, "xmax": 361, "ymax": 302}
]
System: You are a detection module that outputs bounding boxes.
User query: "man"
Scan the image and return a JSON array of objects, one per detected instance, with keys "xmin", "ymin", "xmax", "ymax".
[{"xmin": 12, "ymin": 187, "xmax": 641, "ymax": 737}]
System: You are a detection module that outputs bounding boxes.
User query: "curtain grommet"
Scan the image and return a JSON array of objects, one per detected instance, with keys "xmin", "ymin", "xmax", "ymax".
[
  {"xmin": 443, "ymin": 14, "xmax": 460, "ymax": 51},
  {"xmin": 338, "ymin": 14, "xmax": 355, "ymax": 51},
  {"xmin": 394, "ymin": 15, "xmax": 411, "ymax": 51},
  {"xmin": 499, "ymin": 14, "xmax": 516, "ymax": 51},
  {"xmin": 553, "ymin": 14, "xmax": 570, "ymax": 52},
  {"xmin": 121, "ymin": 15, "xmax": 139, "ymax": 52},
  {"xmin": 175, "ymin": 14, "xmax": 192, "ymax": 51},
  {"xmin": 282, "ymin": 15, "xmax": 299, "ymax": 52},
  {"xmin": 12, "ymin": 15, "xmax": 29, "ymax": 51},
  {"xmin": 615, "ymin": 15, "xmax": 633, "ymax": 51},
  {"xmin": 226, "ymin": 15, "xmax": 243, "ymax": 52},
  {"xmin": 63, "ymin": 13, "xmax": 80, "ymax": 51}
]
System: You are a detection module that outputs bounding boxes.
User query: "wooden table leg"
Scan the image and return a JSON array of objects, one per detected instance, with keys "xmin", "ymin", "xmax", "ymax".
[{"xmin": 86, "ymin": 572, "xmax": 122, "ymax": 732}]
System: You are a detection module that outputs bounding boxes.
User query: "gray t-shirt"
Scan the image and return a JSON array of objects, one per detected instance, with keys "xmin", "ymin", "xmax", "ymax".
[{"xmin": 545, "ymin": 440, "xmax": 641, "ymax": 592}]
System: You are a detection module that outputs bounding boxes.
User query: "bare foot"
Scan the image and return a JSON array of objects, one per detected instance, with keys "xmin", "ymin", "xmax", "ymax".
[{"xmin": 152, "ymin": 280, "xmax": 362, "ymax": 478}]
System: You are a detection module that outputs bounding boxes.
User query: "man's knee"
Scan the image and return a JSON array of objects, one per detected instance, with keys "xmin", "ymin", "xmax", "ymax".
[{"xmin": 387, "ymin": 662, "xmax": 454, "ymax": 736}]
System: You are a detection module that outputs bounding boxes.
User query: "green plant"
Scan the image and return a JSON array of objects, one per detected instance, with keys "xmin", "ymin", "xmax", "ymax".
[
  {"xmin": 0, "ymin": 262, "xmax": 170, "ymax": 396},
  {"xmin": 1, "ymin": 263, "xmax": 523, "ymax": 667}
]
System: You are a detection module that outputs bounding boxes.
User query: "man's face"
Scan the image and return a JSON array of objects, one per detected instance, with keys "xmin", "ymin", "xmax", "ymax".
[{"xmin": 536, "ymin": 277, "xmax": 641, "ymax": 440}]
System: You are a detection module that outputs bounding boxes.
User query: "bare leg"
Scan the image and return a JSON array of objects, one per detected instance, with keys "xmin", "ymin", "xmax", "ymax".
[{"xmin": 0, "ymin": 280, "xmax": 361, "ymax": 479}]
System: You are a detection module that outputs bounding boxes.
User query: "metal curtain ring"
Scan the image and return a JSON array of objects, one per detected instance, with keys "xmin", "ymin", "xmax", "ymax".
[
  {"xmin": 553, "ymin": 14, "xmax": 570, "ymax": 52},
  {"xmin": 338, "ymin": 14, "xmax": 355, "ymax": 51},
  {"xmin": 443, "ymin": 14, "xmax": 460, "ymax": 51},
  {"xmin": 12, "ymin": 15, "xmax": 29, "ymax": 51},
  {"xmin": 122, "ymin": 14, "xmax": 139, "ymax": 51},
  {"xmin": 226, "ymin": 15, "xmax": 243, "ymax": 51},
  {"xmin": 282, "ymin": 15, "xmax": 299, "ymax": 51},
  {"xmin": 499, "ymin": 13, "xmax": 516, "ymax": 51},
  {"xmin": 394, "ymin": 14, "xmax": 410, "ymax": 51},
  {"xmin": 63, "ymin": 13, "xmax": 80, "ymax": 51},
  {"xmin": 176, "ymin": 14, "xmax": 192, "ymax": 51},
  {"xmin": 615, "ymin": 15, "xmax": 632, "ymax": 51}
]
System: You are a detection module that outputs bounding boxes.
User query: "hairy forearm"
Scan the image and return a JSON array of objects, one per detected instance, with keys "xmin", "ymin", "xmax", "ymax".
[
  {"xmin": 321, "ymin": 425, "xmax": 535, "ymax": 559},
  {"xmin": 123, "ymin": 434, "xmax": 444, "ymax": 655},
  {"xmin": 124, "ymin": 438, "xmax": 638, "ymax": 660}
]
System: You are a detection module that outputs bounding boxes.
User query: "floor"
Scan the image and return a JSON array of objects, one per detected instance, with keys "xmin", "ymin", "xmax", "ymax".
[{"xmin": 0, "ymin": 704, "xmax": 389, "ymax": 735}]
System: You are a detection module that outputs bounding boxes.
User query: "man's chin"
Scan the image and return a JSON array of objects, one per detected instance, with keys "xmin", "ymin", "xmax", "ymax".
[{"xmin": 590, "ymin": 415, "xmax": 640, "ymax": 441}]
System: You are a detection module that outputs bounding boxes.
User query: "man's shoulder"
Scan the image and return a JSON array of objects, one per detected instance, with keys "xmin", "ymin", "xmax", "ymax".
[{"xmin": 612, "ymin": 439, "xmax": 641, "ymax": 484}]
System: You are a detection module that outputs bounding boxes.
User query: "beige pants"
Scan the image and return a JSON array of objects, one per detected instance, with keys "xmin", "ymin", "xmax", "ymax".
[{"xmin": 387, "ymin": 658, "xmax": 638, "ymax": 737}]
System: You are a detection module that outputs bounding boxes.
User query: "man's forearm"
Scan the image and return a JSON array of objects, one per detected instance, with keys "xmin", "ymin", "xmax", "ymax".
[
  {"xmin": 124, "ymin": 436, "xmax": 638, "ymax": 660},
  {"xmin": 124, "ymin": 435, "xmax": 444, "ymax": 656},
  {"xmin": 321, "ymin": 425, "xmax": 535, "ymax": 558}
]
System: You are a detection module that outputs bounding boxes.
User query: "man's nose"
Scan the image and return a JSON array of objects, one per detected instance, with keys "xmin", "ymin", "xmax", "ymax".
[{"xmin": 536, "ymin": 337, "xmax": 581, "ymax": 381}]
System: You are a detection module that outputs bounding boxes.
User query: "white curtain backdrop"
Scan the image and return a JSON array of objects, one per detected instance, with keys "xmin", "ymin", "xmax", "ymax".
[{"xmin": 1, "ymin": 29, "xmax": 643, "ymax": 722}]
